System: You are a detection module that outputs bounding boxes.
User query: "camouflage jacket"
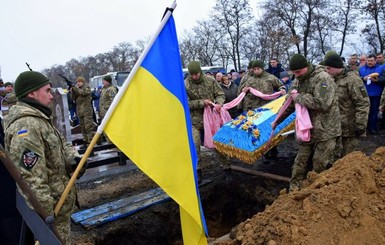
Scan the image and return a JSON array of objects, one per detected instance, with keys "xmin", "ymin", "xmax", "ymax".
[
  {"xmin": 71, "ymin": 84, "xmax": 93, "ymax": 116},
  {"xmin": 185, "ymin": 74, "xmax": 225, "ymax": 128},
  {"xmin": 4, "ymin": 102, "xmax": 79, "ymax": 215},
  {"xmin": 335, "ymin": 69, "xmax": 370, "ymax": 136},
  {"xmin": 281, "ymin": 65, "xmax": 341, "ymax": 143},
  {"xmin": 99, "ymin": 85, "xmax": 118, "ymax": 118},
  {"xmin": 238, "ymin": 71, "xmax": 286, "ymax": 111}
]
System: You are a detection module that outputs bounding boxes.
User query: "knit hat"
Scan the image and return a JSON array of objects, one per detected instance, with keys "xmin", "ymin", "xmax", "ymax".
[
  {"xmin": 279, "ymin": 71, "xmax": 289, "ymax": 79},
  {"xmin": 187, "ymin": 61, "xmax": 202, "ymax": 75},
  {"xmin": 103, "ymin": 75, "xmax": 112, "ymax": 83},
  {"xmin": 324, "ymin": 53, "xmax": 344, "ymax": 68},
  {"xmin": 324, "ymin": 50, "xmax": 338, "ymax": 61},
  {"xmin": 289, "ymin": 54, "xmax": 308, "ymax": 70},
  {"xmin": 76, "ymin": 76, "xmax": 85, "ymax": 83},
  {"xmin": 247, "ymin": 61, "xmax": 254, "ymax": 69},
  {"xmin": 4, "ymin": 82, "xmax": 13, "ymax": 87},
  {"xmin": 15, "ymin": 71, "xmax": 50, "ymax": 99},
  {"xmin": 251, "ymin": 60, "xmax": 265, "ymax": 69}
]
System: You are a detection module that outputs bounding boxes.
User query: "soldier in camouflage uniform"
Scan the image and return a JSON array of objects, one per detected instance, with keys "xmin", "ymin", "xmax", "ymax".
[
  {"xmin": 238, "ymin": 60, "xmax": 286, "ymax": 111},
  {"xmin": 1, "ymin": 82, "xmax": 17, "ymax": 116},
  {"xmin": 99, "ymin": 75, "xmax": 118, "ymax": 120},
  {"xmin": 4, "ymin": 71, "xmax": 83, "ymax": 244},
  {"xmin": 185, "ymin": 61, "xmax": 225, "ymax": 180},
  {"xmin": 273, "ymin": 54, "xmax": 341, "ymax": 191},
  {"xmin": 71, "ymin": 77, "xmax": 95, "ymax": 147},
  {"xmin": 99, "ymin": 75, "xmax": 117, "ymax": 143},
  {"xmin": 324, "ymin": 54, "xmax": 370, "ymax": 157}
]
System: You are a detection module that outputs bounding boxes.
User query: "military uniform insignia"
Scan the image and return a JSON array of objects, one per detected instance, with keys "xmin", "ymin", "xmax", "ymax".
[
  {"xmin": 359, "ymin": 85, "xmax": 368, "ymax": 98},
  {"xmin": 17, "ymin": 129, "xmax": 29, "ymax": 137},
  {"xmin": 320, "ymin": 83, "xmax": 328, "ymax": 97},
  {"xmin": 21, "ymin": 149, "xmax": 39, "ymax": 169}
]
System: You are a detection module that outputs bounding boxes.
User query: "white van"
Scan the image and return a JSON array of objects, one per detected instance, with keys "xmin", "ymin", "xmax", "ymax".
[
  {"xmin": 90, "ymin": 71, "xmax": 130, "ymax": 89},
  {"xmin": 182, "ymin": 66, "xmax": 226, "ymax": 79}
]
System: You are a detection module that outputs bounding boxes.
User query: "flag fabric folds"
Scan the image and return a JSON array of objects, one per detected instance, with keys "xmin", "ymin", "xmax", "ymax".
[{"xmin": 104, "ymin": 15, "xmax": 207, "ymax": 245}]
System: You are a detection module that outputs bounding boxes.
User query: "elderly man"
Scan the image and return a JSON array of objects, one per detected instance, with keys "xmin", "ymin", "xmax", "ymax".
[
  {"xmin": 324, "ymin": 53, "xmax": 369, "ymax": 157},
  {"xmin": 273, "ymin": 54, "xmax": 341, "ymax": 191},
  {"xmin": 185, "ymin": 61, "xmax": 225, "ymax": 181}
]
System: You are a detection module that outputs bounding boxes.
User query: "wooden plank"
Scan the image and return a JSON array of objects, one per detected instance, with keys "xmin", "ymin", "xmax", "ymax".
[
  {"xmin": 230, "ymin": 165, "xmax": 290, "ymax": 182},
  {"xmin": 72, "ymin": 179, "xmax": 213, "ymax": 229},
  {"xmin": 80, "ymin": 192, "xmax": 171, "ymax": 229},
  {"xmin": 71, "ymin": 187, "xmax": 164, "ymax": 223}
]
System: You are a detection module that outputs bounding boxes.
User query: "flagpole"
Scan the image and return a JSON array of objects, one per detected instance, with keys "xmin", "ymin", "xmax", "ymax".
[{"xmin": 54, "ymin": 1, "xmax": 177, "ymax": 216}]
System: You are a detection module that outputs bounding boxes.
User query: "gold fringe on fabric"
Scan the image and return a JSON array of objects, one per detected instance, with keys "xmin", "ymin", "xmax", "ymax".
[{"xmin": 214, "ymin": 121, "xmax": 295, "ymax": 164}]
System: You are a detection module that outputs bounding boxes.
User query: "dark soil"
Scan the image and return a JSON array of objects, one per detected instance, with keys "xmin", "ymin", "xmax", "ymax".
[{"xmin": 72, "ymin": 130, "xmax": 385, "ymax": 245}]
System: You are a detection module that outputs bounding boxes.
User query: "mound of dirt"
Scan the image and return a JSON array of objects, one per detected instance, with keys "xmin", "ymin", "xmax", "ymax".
[{"xmin": 219, "ymin": 147, "xmax": 385, "ymax": 245}]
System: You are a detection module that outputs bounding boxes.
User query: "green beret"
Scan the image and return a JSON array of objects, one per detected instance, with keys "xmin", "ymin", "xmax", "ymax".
[
  {"xmin": 251, "ymin": 60, "xmax": 265, "ymax": 69},
  {"xmin": 103, "ymin": 75, "xmax": 112, "ymax": 83},
  {"xmin": 4, "ymin": 82, "xmax": 13, "ymax": 87},
  {"xmin": 289, "ymin": 54, "xmax": 308, "ymax": 70},
  {"xmin": 187, "ymin": 61, "xmax": 201, "ymax": 75},
  {"xmin": 15, "ymin": 71, "xmax": 50, "ymax": 99},
  {"xmin": 324, "ymin": 53, "xmax": 344, "ymax": 68}
]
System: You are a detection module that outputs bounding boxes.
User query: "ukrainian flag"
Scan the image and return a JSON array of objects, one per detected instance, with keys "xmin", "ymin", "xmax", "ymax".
[{"xmin": 103, "ymin": 14, "xmax": 208, "ymax": 245}]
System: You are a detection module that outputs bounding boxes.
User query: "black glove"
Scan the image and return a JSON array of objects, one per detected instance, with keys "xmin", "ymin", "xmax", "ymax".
[
  {"xmin": 355, "ymin": 128, "xmax": 366, "ymax": 137},
  {"xmin": 67, "ymin": 157, "xmax": 87, "ymax": 179}
]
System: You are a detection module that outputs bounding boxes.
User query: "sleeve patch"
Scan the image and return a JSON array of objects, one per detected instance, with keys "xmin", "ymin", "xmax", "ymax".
[
  {"xmin": 359, "ymin": 85, "xmax": 368, "ymax": 98},
  {"xmin": 320, "ymin": 83, "xmax": 328, "ymax": 97},
  {"xmin": 17, "ymin": 129, "xmax": 29, "ymax": 137},
  {"xmin": 21, "ymin": 149, "xmax": 39, "ymax": 170}
]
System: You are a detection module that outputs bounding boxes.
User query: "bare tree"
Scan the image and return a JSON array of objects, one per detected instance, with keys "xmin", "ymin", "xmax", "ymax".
[{"xmin": 211, "ymin": 0, "xmax": 253, "ymax": 71}]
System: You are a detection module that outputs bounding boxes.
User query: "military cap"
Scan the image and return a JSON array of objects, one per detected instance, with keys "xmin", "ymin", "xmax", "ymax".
[
  {"xmin": 187, "ymin": 61, "xmax": 201, "ymax": 75},
  {"xmin": 289, "ymin": 54, "xmax": 308, "ymax": 70},
  {"xmin": 15, "ymin": 71, "xmax": 50, "ymax": 99},
  {"xmin": 251, "ymin": 60, "xmax": 265, "ymax": 69},
  {"xmin": 324, "ymin": 53, "xmax": 344, "ymax": 68},
  {"xmin": 76, "ymin": 76, "xmax": 85, "ymax": 83},
  {"xmin": 103, "ymin": 75, "xmax": 112, "ymax": 83},
  {"xmin": 4, "ymin": 82, "xmax": 13, "ymax": 87}
]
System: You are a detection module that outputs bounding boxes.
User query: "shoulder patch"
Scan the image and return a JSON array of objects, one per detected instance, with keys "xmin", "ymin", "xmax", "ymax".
[
  {"xmin": 17, "ymin": 129, "xmax": 29, "ymax": 137},
  {"xmin": 320, "ymin": 83, "xmax": 328, "ymax": 97},
  {"xmin": 21, "ymin": 149, "xmax": 39, "ymax": 170}
]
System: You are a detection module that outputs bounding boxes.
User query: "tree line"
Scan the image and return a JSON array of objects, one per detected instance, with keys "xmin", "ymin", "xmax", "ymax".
[{"xmin": 43, "ymin": 0, "xmax": 385, "ymax": 87}]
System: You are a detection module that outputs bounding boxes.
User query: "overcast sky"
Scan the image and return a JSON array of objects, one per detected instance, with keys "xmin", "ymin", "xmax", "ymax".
[{"xmin": 0, "ymin": 0, "xmax": 259, "ymax": 82}]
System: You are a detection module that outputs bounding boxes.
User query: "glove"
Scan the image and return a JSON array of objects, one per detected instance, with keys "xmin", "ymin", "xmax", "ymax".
[
  {"xmin": 355, "ymin": 128, "xmax": 366, "ymax": 137},
  {"xmin": 66, "ymin": 157, "xmax": 87, "ymax": 179}
]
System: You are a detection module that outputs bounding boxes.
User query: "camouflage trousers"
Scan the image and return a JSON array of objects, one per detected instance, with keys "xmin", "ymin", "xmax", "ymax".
[
  {"xmin": 192, "ymin": 125, "xmax": 203, "ymax": 170},
  {"xmin": 291, "ymin": 138, "xmax": 336, "ymax": 190},
  {"xmin": 78, "ymin": 114, "xmax": 95, "ymax": 143},
  {"xmin": 54, "ymin": 191, "xmax": 75, "ymax": 245},
  {"xmin": 334, "ymin": 136, "xmax": 359, "ymax": 159}
]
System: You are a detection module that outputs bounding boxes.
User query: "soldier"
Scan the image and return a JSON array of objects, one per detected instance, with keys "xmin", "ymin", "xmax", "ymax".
[
  {"xmin": 185, "ymin": 61, "xmax": 225, "ymax": 182},
  {"xmin": 71, "ymin": 77, "xmax": 95, "ymax": 148},
  {"xmin": 4, "ymin": 71, "xmax": 84, "ymax": 244},
  {"xmin": 1, "ymin": 82, "xmax": 17, "ymax": 116},
  {"xmin": 272, "ymin": 54, "xmax": 341, "ymax": 191},
  {"xmin": 99, "ymin": 75, "xmax": 118, "ymax": 121},
  {"xmin": 238, "ymin": 60, "xmax": 286, "ymax": 111},
  {"xmin": 324, "ymin": 53, "xmax": 370, "ymax": 157}
]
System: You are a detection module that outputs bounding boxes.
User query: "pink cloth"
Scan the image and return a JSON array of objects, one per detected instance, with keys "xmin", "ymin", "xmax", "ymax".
[
  {"xmin": 266, "ymin": 90, "xmax": 312, "ymax": 150},
  {"xmin": 203, "ymin": 89, "xmax": 283, "ymax": 148}
]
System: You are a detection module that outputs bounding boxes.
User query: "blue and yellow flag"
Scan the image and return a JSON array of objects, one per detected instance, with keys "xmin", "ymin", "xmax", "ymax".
[{"xmin": 104, "ymin": 15, "xmax": 207, "ymax": 244}]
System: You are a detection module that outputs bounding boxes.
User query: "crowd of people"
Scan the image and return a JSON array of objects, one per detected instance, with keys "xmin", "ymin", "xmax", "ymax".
[
  {"xmin": 184, "ymin": 51, "xmax": 384, "ymax": 191},
  {"xmin": 0, "ymin": 50, "xmax": 384, "ymax": 243}
]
